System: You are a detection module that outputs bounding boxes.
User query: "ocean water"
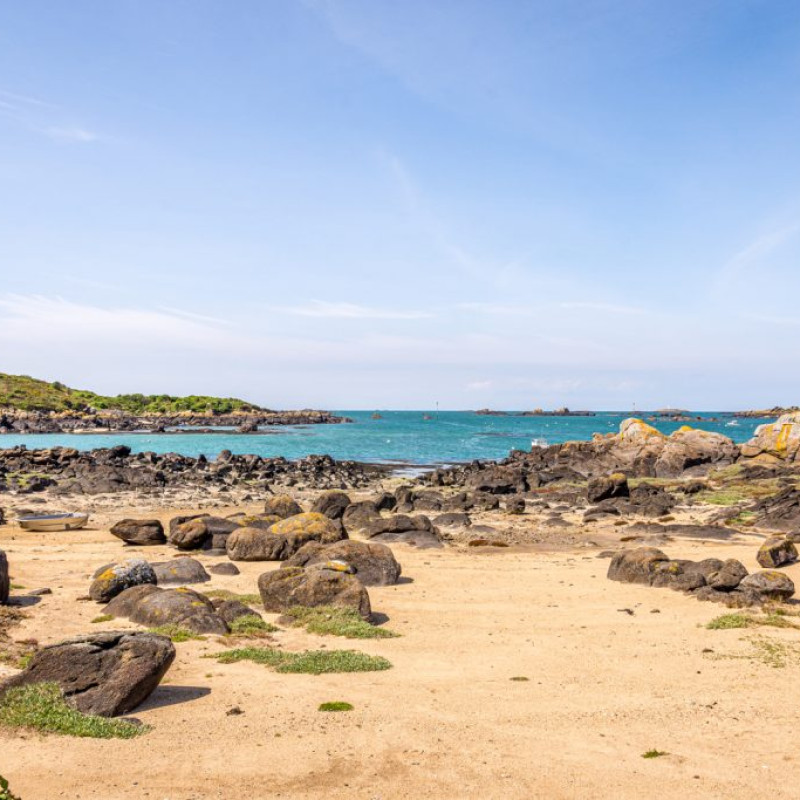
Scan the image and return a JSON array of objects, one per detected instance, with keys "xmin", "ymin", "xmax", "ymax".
[{"xmin": 0, "ymin": 411, "xmax": 771, "ymax": 466}]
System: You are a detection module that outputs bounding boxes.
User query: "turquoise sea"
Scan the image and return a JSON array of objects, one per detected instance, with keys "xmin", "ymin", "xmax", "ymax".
[{"xmin": 0, "ymin": 411, "xmax": 772, "ymax": 467}]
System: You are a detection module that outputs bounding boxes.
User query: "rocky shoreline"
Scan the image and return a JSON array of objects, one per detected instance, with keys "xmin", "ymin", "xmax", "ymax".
[{"xmin": 0, "ymin": 409, "xmax": 351, "ymax": 435}]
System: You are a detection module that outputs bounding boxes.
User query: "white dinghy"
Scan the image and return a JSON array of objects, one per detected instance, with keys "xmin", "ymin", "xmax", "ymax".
[{"xmin": 15, "ymin": 512, "xmax": 90, "ymax": 532}]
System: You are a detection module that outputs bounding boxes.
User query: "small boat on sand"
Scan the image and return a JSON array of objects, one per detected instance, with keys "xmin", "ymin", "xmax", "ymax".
[{"xmin": 16, "ymin": 512, "xmax": 90, "ymax": 532}]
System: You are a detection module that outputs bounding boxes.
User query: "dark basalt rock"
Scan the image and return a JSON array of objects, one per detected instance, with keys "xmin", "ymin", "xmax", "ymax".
[
  {"xmin": 282, "ymin": 539, "xmax": 402, "ymax": 586},
  {"xmin": 110, "ymin": 518, "xmax": 166, "ymax": 546},
  {"xmin": 89, "ymin": 559, "xmax": 158, "ymax": 603},
  {"xmin": 151, "ymin": 556, "xmax": 211, "ymax": 586},
  {"xmin": 0, "ymin": 631, "xmax": 174, "ymax": 717},
  {"xmin": 258, "ymin": 566, "xmax": 371, "ymax": 619},
  {"xmin": 0, "ymin": 550, "xmax": 9, "ymax": 604}
]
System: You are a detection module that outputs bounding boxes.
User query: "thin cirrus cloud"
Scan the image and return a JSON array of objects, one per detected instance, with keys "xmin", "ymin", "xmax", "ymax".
[
  {"xmin": 42, "ymin": 125, "xmax": 101, "ymax": 143},
  {"xmin": 272, "ymin": 300, "xmax": 434, "ymax": 320}
]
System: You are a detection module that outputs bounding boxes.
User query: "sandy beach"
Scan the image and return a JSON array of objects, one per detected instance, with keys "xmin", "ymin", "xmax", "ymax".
[{"xmin": 2, "ymin": 498, "xmax": 799, "ymax": 800}]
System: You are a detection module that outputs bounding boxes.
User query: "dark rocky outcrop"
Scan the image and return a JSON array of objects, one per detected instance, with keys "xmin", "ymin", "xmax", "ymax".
[
  {"xmin": 282, "ymin": 540, "xmax": 402, "ymax": 586},
  {"xmin": 89, "ymin": 559, "xmax": 157, "ymax": 603},
  {"xmin": 750, "ymin": 489, "xmax": 800, "ymax": 532},
  {"xmin": 211, "ymin": 598, "xmax": 262, "ymax": 625},
  {"xmin": 258, "ymin": 566, "xmax": 371, "ymax": 619},
  {"xmin": 587, "ymin": 473, "xmax": 629, "ymax": 503},
  {"xmin": 607, "ymin": 547, "xmax": 793, "ymax": 606},
  {"xmin": 0, "ymin": 631, "xmax": 174, "ymax": 717},
  {"xmin": 110, "ymin": 518, "xmax": 166, "ymax": 546},
  {"xmin": 104, "ymin": 585, "xmax": 229, "ymax": 634}
]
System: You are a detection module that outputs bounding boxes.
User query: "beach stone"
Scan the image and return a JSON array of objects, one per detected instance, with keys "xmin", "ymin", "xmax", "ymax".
[
  {"xmin": 649, "ymin": 561, "xmax": 706, "ymax": 591},
  {"xmin": 587, "ymin": 473, "xmax": 629, "ymax": 503},
  {"xmin": 442, "ymin": 492, "xmax": 472, "ymax": 511},
  {"xmin": 104, "ymin": 586, "xmax": 229, "ymax": 634},
  {"xmin": 269, "ymin": 512, "xmax": 344, "ymax": 545},
  {"xmin": 0, "ymin": 631, "xmax": 174, "ymax": 717},
  {"xmin": 89, "ymin": 559, "xmax": 157, "ymax": 603},
  {"xmin": 311, "ymin": 491, "xmax": 351, "ymax": 520},
  {"xmin": 342, "ymin": 501, "xmax": 380, "ymax": 535},
  {"xmin": 282, "ymin": 539, "xmax": 402, "ymax": 586},
  {"xmin": 168, "ymin": 518, "xmax": 212, "ymax": 550},
  {"xmin": 211, "ymin": 598, "xmax": 262, "ymax": 624},
  {"xmin": 151, "ymin": 557, "xmax": 210, "ymax": 586},
  {"xmin": 756, "ymin": 537, "xmax": 798, "ymax": 569},
  {"xmin": 110, "ymin": 518, "xmax": 166, "ymax": 546},
  {"xmin": 0, "ymin": 550, "xmax": 8, "ymax": 604},
  {"xmin": 413, "ymin": 491, "xmax": 444, "ymax": 512},
  {"xmin": 505, "ymin": 496, "xmax": 526, "ymax": 514},
  {"xmin": 432, "ymin": 512, "xmax": 472, "ymax": 528},
  {"xmin": 227, "ymin": 526, "xmax": 289, "ymax": 561},
  {"xmin": 208, "ymin": 562, "xmax": 240, "ymax": 576},
  {"xmin": 263, "ymin": 494, "xmax": 303, "ymax": 519},
  {"xmin": 738, "ymin": 570, "xmax": 795, "ymax": 601},
  {"xmin": 231, "ymin": 513, "xmax": 281, "ymax": 530},
  {"xmin": 258, "ymin": 566, "xmax": 371, "ymax": 619},
  {"xmin": 168, "ymin": 513, "xmax": 208, "ymax": 538},
  {"xmin": 373, "ymin": 492, "xmax": 397, "ymax": 512},
  {"xmin": 707, "ymin": 559, "xmax": 748, "ymax": 591},
  {"xmin": 607, "ymin": 547, "xmax": 669, "ymax": 585}
]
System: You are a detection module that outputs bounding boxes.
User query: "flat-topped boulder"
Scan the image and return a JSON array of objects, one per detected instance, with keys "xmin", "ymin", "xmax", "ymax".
[
  {"xmin": 104, "ymin": 585, "xmax": 229, "ymax": 634},
  {"xmin": 110, "ymin": 518, "xmax": 166, "ymax": 546},
  {"xmin": 0, "ymin": 631, "xmax": 174, "ymax": 717},
  {"xmin": 151, "ymin": 556, "xmax": 211, "ymax": 585},
  {"xmin": 282, "ymin": 539, "xmax": 402, "ymax": 586},
  {"xmin": 258, "ymin": 565, "xmax": 371, "ymax": 619}
]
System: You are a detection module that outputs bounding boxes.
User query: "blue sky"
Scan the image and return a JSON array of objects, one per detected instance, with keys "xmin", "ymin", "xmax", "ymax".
[{"xmin": 1, "ymin": 0, "xmax": 800, "ymax": 410}]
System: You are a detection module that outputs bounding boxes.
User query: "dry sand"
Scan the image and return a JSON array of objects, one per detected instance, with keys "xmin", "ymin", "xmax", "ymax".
[{"xmin": 1, "ymin": 502, "xmax": 799, "ymax": 799}]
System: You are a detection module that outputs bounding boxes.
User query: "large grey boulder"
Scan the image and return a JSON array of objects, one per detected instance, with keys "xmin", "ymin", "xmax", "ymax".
[
  {"xmin": 104, "ymin": 585, "xmax": 229, "ymax": 634},
  {"xmin": 282, "ymin": 539, "xmax": 402, "ymax": 586},
  {"xmin": 151, "ymin": 556, "xmax": 210, "ymax": 586},
  {"xmin": 607, "ymin": 548, "xmax": 669, "ymax": 585},
  {"xmin": 89, "ymin": 559, "xmax": 157, "ymax": 603},
  {"xmin": 258, "ymin": 566, "xmax": 371, "ymax": 619},
  {"xmin": 263, "ymin": 494, "xmax": 303, "ymax": 519},
  {"xmin": 756, "ymin": 537, "xmax": 798, "ymax": 569},
  {"xmin": 738, "ymin": 570, "xmax": 795, "ymax": 601},
  {"xmin": 110, "ymin": 518, "xmax": 165, "ymax": 546},
  {"xmin": 0, "ymin": 631, "xmax": 174, "ymax": 717},
  {"xmin": 227, "ymin": 527, "xmax": 290, "ymax": 561}
]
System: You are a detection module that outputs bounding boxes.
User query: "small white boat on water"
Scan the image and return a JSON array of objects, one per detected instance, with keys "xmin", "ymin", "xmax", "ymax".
[{"xmin": 15, "ymin": 512, "xmax": 90, "ymax": 532}]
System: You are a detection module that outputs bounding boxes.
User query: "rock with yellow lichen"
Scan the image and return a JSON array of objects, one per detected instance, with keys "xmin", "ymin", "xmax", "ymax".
[
  {"xmin": 89, "ymin": 559, "xmax": 157, "ymax": 603},
  {"xmin": 740, "ymin": 412, "xmax": 800, "ymax": 463}
]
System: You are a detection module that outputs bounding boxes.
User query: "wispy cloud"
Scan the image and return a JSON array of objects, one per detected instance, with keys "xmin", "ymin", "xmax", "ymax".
[
  {"xmin": 720, "ymin": 220, "xmax": 800, "ymax": 280},
  {"xmin": 0, "ymin": 88, "xmax": 56, "ymax": 109},
  {"xmin": 272, "ymin": 300, "xmax": 433, "ymax": 320},
  {"xmin": 458, "ymin": 302, "xmax": 531, "ymax": 315},
  {"xmin": 43, "ymin": 125, "xmax": 100, "ymax": 143},
  {"xmin": 559, "ymin": 301, "xmax": 646, "ymax": 316}
]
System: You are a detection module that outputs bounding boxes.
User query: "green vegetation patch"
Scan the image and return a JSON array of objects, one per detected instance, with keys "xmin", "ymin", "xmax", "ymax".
[
  {"xmin": 285, "ymin": 606, "xmax": 399, "ymax": 639},
  {"xmin": 706, "ymin": 612, "xmax": 799, "ymax": 631},
  {"xmin": 228, "ymin": 615, "xmax": 278, "ymax": 636},
  {"xmin": 0, "ymin": 774, "xmax": 21, "ymax": 800},
  {"xmin": 642, "ymin": 749, "xmax": 668, "ymax": 759},
  {"xmin": 204, "ymin": 589, "xmax": 262, "ymax": 606},
  {"xmin": 0, "ymin": 683, "xmax": 148, "ymax": 739},
  {"xmin": 318, "ymin": 701, "xmax": 354, "ymax": 712},
  {"xmin": 0, "ymin": 372, "xmax": 266, "ymax": 414},
  {"xmin": 91, "ymin": 614, "xmax": 114, "ymax": 624},
  {"xmin": 214, "ymin": 646, "xmax": 392, "ymax": 674},
  {"xmin": 147, "ymin": 625, "xmax": 205, "ymax": 643}
]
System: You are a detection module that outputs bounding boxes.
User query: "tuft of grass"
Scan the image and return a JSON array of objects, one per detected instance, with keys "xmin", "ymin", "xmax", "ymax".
[
  {"xmin": 285, "ymin": 606, "xmax": 399, "ymax": 639},
  {"xmin": 10, "ymin": 584, "xmax": 25, "ymax": 591},
  {"xmin": 147, "ymin": 624, "xmax": 204, "ymax": 643},
  {"xmin": 642, "ymin": 749, "xmax": 668, "ymax": 759},
  {"xmin": 214, "ymin": 646, "xmax": 392, "ymax": 674},
  {"xmin": 227, "ymin": 615, "xmax": 278, "ymax": 637},
  {"xmin": 510, "ymin": 676, "xmax": 529, "ymax": 682},
  {"xmin": 91, "ymin": 614, "xmax": 114, "ymax": 624},
  {"xmin": 696, "ymin": 489, "xmax": 749, "ymax": 506},
  {"xmin": 0, "ymin": 683, "xmax": 148, "ymax": 739},
  {"xmin": 0, "ymin": 773, "xmax": 21, "ymax": 800},
  {"xmin": 204, "ymin": 589, "xmax": 262, "ymax": 606},
  {"xmin": 706, "ymin": 612, "xmax": 799, "ymax": 631},
  {"xmin": 706, "ymin": 613, "xmax": 750, "ymax": 630},
  {"xmin": 318, "ymin": 701, "xmax": 353, "ymax": 712}
]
